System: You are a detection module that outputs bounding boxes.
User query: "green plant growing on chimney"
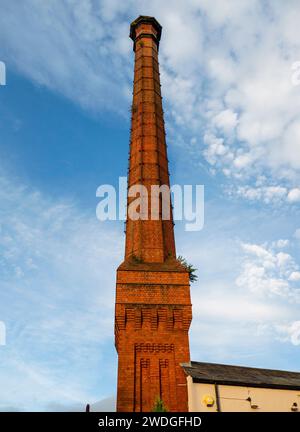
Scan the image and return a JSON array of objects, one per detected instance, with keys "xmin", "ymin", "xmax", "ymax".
[
  {"xmin": 131, "ymin": 254, "xmax": 144, "ymax": 264},
  {"xmin": 177, "ymin": 256, "xmax": 198, "ymax": 283},
  {"xmin": 130, "ymin": 104, "xmax": 137, "ymax": 114},
  {"xmin": 152, "ymin": 396, "xmax": 168, "ymax": 412}
]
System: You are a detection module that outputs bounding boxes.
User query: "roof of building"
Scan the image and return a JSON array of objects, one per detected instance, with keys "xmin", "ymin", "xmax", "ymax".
[{"xmin": 181, "ymin": 361, "xmax": 300, "ymax": 390}]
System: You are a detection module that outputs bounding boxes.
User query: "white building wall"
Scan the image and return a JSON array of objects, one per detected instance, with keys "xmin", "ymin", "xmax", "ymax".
[{"xmin": 187, "ymin": 379, "xmax": 300, "ymax": 412}]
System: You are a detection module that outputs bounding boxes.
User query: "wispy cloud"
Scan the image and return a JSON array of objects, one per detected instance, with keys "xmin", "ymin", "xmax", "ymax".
[
  {"xmin": 1, "ymin": 0, "xmax": 300, "ymax": 196},
  {"xmin": 236, "ymin": 241, "xmax": 300, "ymax": 301},
  {"xmin": 0, "ymin": 0, "xmax": 133, "ymax": 114},
  {"xmin": 177, "ymin": 221, "xmax": 300, "ymax": 365},
  {"xmin": 1, "ymin": 0, "xmax": 300, "ymax": 410},
  {"xmin": 276, "ymin": 321, "xmax": 300, "ymax": 346},
  {"xmin": 0, "ymin": 166, "xmax": 122, "ymax": 411}
]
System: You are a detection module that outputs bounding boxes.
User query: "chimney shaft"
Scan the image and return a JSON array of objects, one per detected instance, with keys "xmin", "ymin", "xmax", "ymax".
[{"xmin": 125, "ymin": 16, "xmax": 176, "ymax": 263}]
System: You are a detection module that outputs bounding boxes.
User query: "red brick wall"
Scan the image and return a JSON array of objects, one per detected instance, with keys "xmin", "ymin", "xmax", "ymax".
[
  {"xmin": 115, "ymin": 18, "xmax": 192, "ymax": 412},
  {"xmin": 115, "ymin": 266, "xmax": 192, "ymax": 412}
]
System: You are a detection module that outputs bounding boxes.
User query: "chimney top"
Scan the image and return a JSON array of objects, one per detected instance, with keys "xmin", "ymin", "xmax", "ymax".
[{"xmin": 130, "ymin": 16, "xmax": 162, "ymax": 49}]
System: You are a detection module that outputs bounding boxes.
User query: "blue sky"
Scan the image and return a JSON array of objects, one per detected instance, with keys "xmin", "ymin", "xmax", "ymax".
[{"xmin": 0, "ymin": 0, "xmax": 300, "ymax": 412}]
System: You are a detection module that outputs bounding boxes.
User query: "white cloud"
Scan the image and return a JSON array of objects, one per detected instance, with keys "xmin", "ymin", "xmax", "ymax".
[
  {"xmin": 274, "ymin": 239, "xmax": 290, "ymax": 249},
  {"xmin": 193, "ymin": 291, "xmax": 286, "ymax": 323},
  {"xmin": 0, "ymin": 1, "xmax": 133, "ymax": 114},
  {"xmin": 203, "ymin": 133, "xmax": 229, "ymax": 165},
  {"xmin": 233, "ymin": 184, "xmax": 300, "ymax": 205},
  {"xmin": 1, "ymin": 0, "xmax": 300, "ymax": 199},
  {"xmin": 236, "ymin": 241, "xmax": 300, "ymax": 301},
  {"xmin": 280, "ymin": 121, "xmax": 300, "ymax": 170},
  {"xmin": 160, "ymin": 1, "xmax": 300, "ymax": 198},
  {"xmin": 276, "ymin": 321, "xmax": 300, "ymax": 346},
  {"xmin": 233, "ymin": 153, "xmax": 253, "ymax": 170},
  {"xmin": 289, "ymin": 272, "xmax": 300, "ymax": 282},
  {"xmin": 0, "ymin": 168, "xmax": 122, "ymax": 411},
  {"xmin": 177, "ymin": 222, "xmax": 300, "ymax": 365},
  {"xmin": 212, "ymin": 109, "xmax": 238, "ymax": 135},
  {"xmin": 287, "ymin": 188, "xmax": 300, "ymax": 203},
  {"xmin": 0, "ymin": 0, "xmax": 300, "ymax": 397}
]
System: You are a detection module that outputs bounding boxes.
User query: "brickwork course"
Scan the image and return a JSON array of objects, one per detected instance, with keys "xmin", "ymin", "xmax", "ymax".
[{"xmin": 115, "ymin": 16, "xmax": 192, "ymax": 412}]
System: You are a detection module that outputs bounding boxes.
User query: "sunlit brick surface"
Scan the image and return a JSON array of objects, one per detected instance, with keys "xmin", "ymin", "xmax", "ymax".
[{"xmin": 115, "ymin": 17, "xmax": 192, "ymax": 412}]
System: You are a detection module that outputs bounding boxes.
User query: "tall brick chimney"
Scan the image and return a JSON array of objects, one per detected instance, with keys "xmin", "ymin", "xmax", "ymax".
[
  {"xmin": 125, "ymin": 16, "xmax": 176, "ymax": 264},
  {"xmin": 115, "ymin": 16, "xmax": 192, "ymax": 412}
]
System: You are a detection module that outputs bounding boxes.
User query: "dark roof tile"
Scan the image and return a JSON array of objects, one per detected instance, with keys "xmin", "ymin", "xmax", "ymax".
[{"xmin": 181, "ymin": 361, "xmax": 300, "ymax": 390}]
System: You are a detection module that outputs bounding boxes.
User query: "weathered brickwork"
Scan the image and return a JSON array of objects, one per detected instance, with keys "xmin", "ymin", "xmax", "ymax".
[
  {"xmin": 115, "ymin": 16, "xmax": 192, "ymax": 412},
  {"xmin": 125, "ymin": 17, "xmax": 175, "ymax": 264}
]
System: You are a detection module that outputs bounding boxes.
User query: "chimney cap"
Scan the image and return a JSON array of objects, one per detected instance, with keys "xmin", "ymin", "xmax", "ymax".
[{"xmin": 130, "ymin": 16, "xmax": 162, "ymax": 43}]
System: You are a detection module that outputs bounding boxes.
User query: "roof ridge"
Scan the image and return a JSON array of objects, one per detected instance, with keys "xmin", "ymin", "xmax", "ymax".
[{"xmin": 189, "ymin": 360, "xmax": 300, "ymax": 375}]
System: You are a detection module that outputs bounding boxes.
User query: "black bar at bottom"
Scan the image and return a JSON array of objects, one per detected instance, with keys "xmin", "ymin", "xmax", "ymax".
[{"xmin": 0, "ymin": 412, "xmax": 299, "ymax": 430}]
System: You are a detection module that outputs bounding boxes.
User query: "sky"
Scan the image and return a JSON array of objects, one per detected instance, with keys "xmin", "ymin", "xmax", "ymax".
[{"xmin": 0, "ymin": 0, "xmax": 300, "ymax": 412}]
